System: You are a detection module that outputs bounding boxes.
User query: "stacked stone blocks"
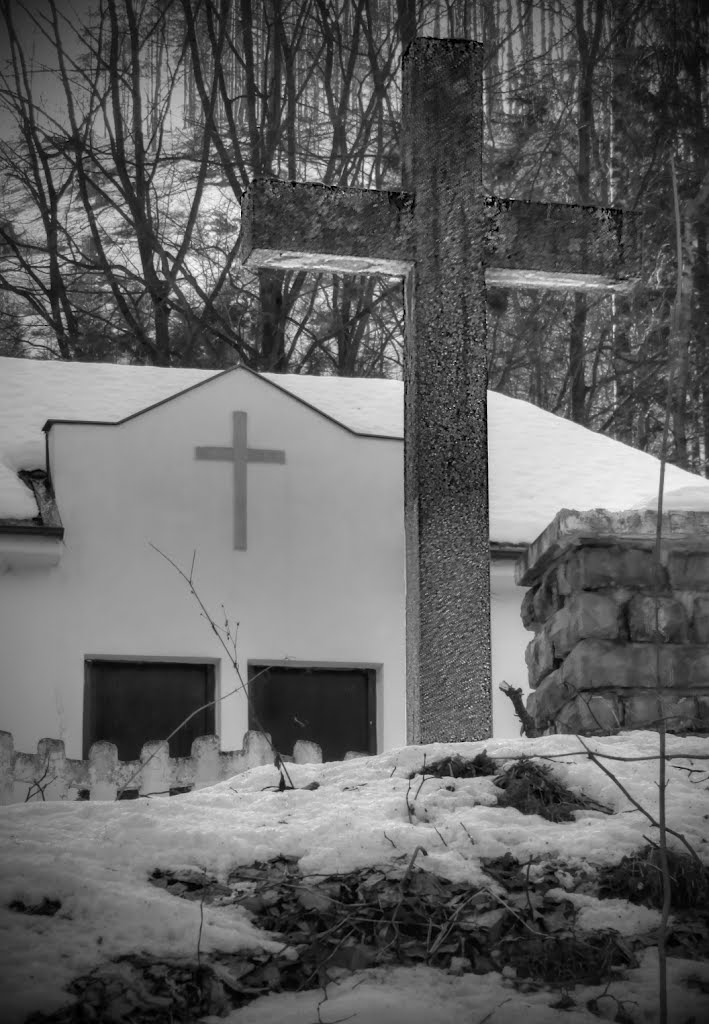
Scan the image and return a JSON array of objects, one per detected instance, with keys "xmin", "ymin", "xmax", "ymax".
[{"xmin": 516, "ymin": 510, "xmax": 709, "ymax": 736}]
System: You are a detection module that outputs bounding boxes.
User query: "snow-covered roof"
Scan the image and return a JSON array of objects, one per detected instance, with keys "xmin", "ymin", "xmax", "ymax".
[{"xmin": 2, "ymin": 355, "xmax": 708, "ymax": 544}]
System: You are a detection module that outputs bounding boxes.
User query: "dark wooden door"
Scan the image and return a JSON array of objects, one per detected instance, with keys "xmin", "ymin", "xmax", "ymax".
[
  {"xmin": 84, "ymin": 660, "xmax": 215, "ymax": 760},
  {"xmin": 248, "ymin": 665, "xmax": 376, "ymax": 762}
]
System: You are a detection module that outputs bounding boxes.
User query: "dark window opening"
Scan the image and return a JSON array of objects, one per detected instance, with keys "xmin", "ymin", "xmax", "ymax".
[
  {"xmin": 83, "ymin": 660, "xmax": 215, "ymax": 761},
  {"xmin": 248, "ymin": 664, "xmax": 376, "ymax": 763}
]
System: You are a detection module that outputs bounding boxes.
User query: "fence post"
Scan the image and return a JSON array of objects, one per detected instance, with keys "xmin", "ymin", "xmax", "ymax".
[
  {"xmin": 139, "ymin": 741, "xmax": 170, "ymax": 797},
  {"xmin": 191, "ymin": 735, "xmax": 220, "ymax": 789},
  {"xmin": 89, "ymin": 741, "xmax": 119, "ymax": 800},
  {"xmin": 293, "ymin": 740, "xmax": 323, "ymax": 764},
  {"xmin": 0, "ymin": 731, "xmax": 14, "ymax": 804},
  {"xmin": 36, "ymin": 738, "xmax": 69, "ymax": 800},
  {"xmin": 243, "ymin": 730, "xmax": 274, "ymax": 768}
]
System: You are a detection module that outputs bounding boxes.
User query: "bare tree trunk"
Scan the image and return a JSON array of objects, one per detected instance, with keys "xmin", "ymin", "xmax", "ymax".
[
  {"xmin": 695, "ymin": 217, "xmax": 709, "ymax": 474},
  {"xmin": 240, "ymin": 0, "xmax": 263, "ymax": 174},
  {"xmin": 396, "ymin": 0, "xmax": 416, "ymax": 49},
  {"xmin": 608, "ymin": 0, "xmax": 636, "ymax": 443},
  {"xmin": 568, "ymin": 0, "xmax": 606, "ymax": 425},
  {"xmin": 259, "ymin": 272, "xmax": 288, "ymax": 371}
]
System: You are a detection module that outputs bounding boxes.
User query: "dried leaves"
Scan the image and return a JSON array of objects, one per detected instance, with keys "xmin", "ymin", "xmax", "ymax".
[
  {"xmin": 494, "ymin": 757, "xmax": 613, "ymax": 822},
  {"xmin": 18, "ymin": 755, "xmax": 706, "ymax": 1021},
  {"xmin": 417, "ymin": 750, "xmax": 498, "ymax": 780},
  {"xmin": 599, "ymin": 845, "xmax": 709, "ymax": 910}
]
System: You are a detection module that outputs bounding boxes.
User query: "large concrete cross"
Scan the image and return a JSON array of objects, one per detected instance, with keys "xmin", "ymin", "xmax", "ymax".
[{"xmin": 240, "ymin": 38, "xmax": 639, "ymax": 745}]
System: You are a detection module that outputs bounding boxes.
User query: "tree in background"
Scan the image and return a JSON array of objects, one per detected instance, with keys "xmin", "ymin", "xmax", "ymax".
[{"xmin": 0, "ymin": 0, "xmax": 707, "ymax": 470}]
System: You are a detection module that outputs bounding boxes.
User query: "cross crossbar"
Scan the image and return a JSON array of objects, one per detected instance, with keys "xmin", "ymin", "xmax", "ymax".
[
  {"xmin": 196, "ymin": 446, "xmax": 286, "ymax": 464},
  {"xmin": 242, "ymin": 181, "xmax": 640, "ymax": 293}
]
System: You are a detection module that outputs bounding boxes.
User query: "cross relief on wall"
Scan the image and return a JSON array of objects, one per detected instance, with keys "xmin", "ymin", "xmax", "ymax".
[{"xmin": 195, "ymin": 411, "xmax": 286, "ymax": 551}]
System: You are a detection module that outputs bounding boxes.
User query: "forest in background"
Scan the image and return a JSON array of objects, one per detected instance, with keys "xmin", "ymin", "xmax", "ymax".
[{"xmin": 0, "ymin": 0, "xmax": 707, "ymax": 472}]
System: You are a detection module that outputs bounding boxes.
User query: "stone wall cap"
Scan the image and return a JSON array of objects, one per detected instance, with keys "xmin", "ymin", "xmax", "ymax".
[{"xmin": 516, "ymin": 507, "xmax": 709, "ymax": 587}]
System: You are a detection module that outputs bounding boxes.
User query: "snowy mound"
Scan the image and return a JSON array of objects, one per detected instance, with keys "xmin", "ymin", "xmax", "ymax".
[{"xmin": 1, "ymin": 732, "xmax": 708, "ymax": 1023}]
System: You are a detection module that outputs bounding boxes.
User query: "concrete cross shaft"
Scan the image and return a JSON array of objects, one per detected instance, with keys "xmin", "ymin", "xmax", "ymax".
[{"xmin": 240, "ymin": 37, "xmax": 640, "ymax": 745}]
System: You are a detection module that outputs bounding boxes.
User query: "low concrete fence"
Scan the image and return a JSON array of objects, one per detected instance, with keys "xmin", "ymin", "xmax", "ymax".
[
  {"xmin": 516, "ymin": 509, "xmax": 709, "ymax": 736},
  {"xmin": 0, "ymin": 731, "xmax": 323, "ymax": 804}
]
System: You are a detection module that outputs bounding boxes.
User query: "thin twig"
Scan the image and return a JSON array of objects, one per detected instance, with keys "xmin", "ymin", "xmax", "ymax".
[
  {"xmin": 577, "ymin": 738, "xmax": 701, "ymax": 864},
  {"xmin": 149, "ymin": 543, "xmax": 295, "ymax": 790},
  {"xmin": 653, "ymin": 151, "xmax": 685, "ymax": 1024},
  {"xmin": 116, "ymin": 683, "xmax": 240, "ymax": 799},
  {"xmin": 481, "ymin": 887, "xmax": 546, "ymax": 937},
  {"xmin": 400, "ymin": 845, "xmax": 428, "ymax": 891}
]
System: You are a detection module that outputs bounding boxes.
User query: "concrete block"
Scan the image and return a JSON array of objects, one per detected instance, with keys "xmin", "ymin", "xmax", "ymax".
[
  {"xmin": 562, "ymin": 639, "xmax": 657, "ymax": 691},
  {"xmin": 691, "ymin": 595, "xmax": 709, "ymax": 643},
  {"xmin": 627, "ymin": 594, "xmax": 688, "ymax": 644},
  {"xmin": 525, "ymin": 629, "xmax": 556, "ymax": 687},
  {"xmin": 664, "ymin": 645, "xmax": 709, "ymax": 688},
  {"xmin": 532, "ymin": 570, "xmax": 564, "ymax": 623},
  {"xmin": 548, "ymin": 591, "xmax": 620, "ymax": 657},
  {"xmin": 562, "ymin": 639, "xmax": 709, "ymax": 693},
  {"xmin": 660, "ymin": 695, "xmax": 698, "ymax": 730},
  {"xmin": 622, "ymin": 693, "xmax": 698, "ymax": 732},
  {"xmin": 521, "ymin": 587, "xmax": 542, "ymax": 632},
  {"xmin": 528, "ymin": 670, "xmax": 571, "ymax": 724},
  {"xmin": 668, "ymin": 552, "xmax": 709, "ymax": 591},
  {"xmin": 697, "ymin": 696, "xmax": 709, "ymax": 726},
  {"xmin": 525, "ymin": 690, "xmax": 537, "ymax": 719},
  {"xmin": 555, "ymin": 693, "xmax": 621, "ymax": 735},
  {"xmin": 557, "ymin": 546, "xmax": 667, "ymax": 595}
]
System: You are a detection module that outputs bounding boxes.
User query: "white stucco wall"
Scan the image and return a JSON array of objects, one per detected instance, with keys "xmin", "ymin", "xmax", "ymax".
[
  {"xmin": 490, "ymin": 560, "xmax": 532, "ymax": 738},
  {"xmin": 0, "ymin": 372, "xmax": 404, "ymax": 758},
  {"xmin": 0, "ymin": 370, "xmax": 531, "ymax": 758}
]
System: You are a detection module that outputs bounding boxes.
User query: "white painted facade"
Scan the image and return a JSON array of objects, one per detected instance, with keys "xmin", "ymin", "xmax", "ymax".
[
  {"xmin": 5, "ymin": 358, "xmax": 709, "ymax": 760},
  {"xmin": 1, "ymin": 370, "xmax": 414, "ymax": 758}
]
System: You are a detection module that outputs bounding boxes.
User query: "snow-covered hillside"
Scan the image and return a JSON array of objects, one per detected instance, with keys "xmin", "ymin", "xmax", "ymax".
[{"xmin": 1, "ymin": 732, "xmax": 708, "ymax": 1023}]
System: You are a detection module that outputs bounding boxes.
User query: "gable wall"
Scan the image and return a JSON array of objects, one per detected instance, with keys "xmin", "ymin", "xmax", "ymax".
[
  {"xmin": 0, "ymin": 370, "xmax": 529, "ymax": 757},
  {"xmin": 0, "ymin": 372, "xmax": 405, "ymax": 757}
]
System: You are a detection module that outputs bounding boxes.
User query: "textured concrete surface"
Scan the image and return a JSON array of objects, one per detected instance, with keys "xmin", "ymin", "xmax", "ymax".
[
  {"xmin": 623, "ymin": 693, "xmax": 698, "ymax": 731},
  {"xmin": 242, "ymin": 181, "xmax": 640, "ymax": 290},
  {"xmin": 561, "ymin": 638, "xmax": 655, "ymax": 692},
  {"xmin": 525, "ymin": 630, "xmax": 556, "ymax": 687},
  {"xmin": 242, "ymin": 179, "xmax": 415, "ymax": 269},
  {"xmin": 484, "ymin": 197, "xmax": 639, "ymax": 282},
  {"xmin": 668, "ymin": 552, "xmax": 709, "ymax": 591},
  {"xmin": 555, "ymin": 693, "xmax": 621, "ymax": 735},
  {"xmin": 690, "ymin": 595, "xmax": 709, "ymax": 642},
  {"xmin": 516, "ymin": 508, "xmax": 709, "ymax": 587},
  {"xmin": 528, "ymin": 670, "xmax": 570, "ymax": 721},
  {"xmin": 627, "ymin": 593, "xmax": 688, "ymax": 644},
  {"xmin": 547, "ymin": 591, "xmax": 621, "ymax": 658},
  {"xmin": 238, "ymin": 39, "xmax": 641, "ymax": 746},
  {"xmin": 561, "ymin": 638, "xmax": 709, "ymax": 693},
  {"xmin": 557, "ymin": 546, "xmax": 667, "ymax": 594},
  {"xmin": 401, "ymin": 39, "xmax": 491, "ymax": 742}
]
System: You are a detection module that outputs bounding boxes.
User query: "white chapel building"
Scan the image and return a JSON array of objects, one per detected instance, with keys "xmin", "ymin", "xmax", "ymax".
[{"xmin": 2, "ymin": 356, "xmax": 709, "ymax": 764}]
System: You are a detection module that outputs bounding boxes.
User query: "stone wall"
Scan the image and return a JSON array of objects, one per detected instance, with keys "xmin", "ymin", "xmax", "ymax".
[{"xmin": 515, "ymin": 509, "xmax": 709, "ymax": 736}]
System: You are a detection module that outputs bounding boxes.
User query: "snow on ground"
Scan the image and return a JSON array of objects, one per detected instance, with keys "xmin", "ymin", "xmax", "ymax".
[
  {"xmin": 3, "ymin": 356, "xmax": 709, "ymax": 538},
  {"xmin": 1, "ymin": 731, "xmax": 708, "ymax": 1023}
]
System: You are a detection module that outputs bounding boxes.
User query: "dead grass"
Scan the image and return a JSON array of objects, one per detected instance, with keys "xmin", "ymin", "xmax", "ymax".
[{"xmin": 494, "ymin": 757, "xmax": 613, "ymax": 823}]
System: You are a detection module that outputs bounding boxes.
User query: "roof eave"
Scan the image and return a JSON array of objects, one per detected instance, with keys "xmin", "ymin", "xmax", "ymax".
[
  {"xmin": 0, "ymin": 521, "xmax": 64, "ymax": 537},
  {"xmin": 0, "ymin": 528, "xmax": 64, "ymax": 572},
  {"xmin": 490, "ymin": 541, "xmax": 528, "ymax": 560}
]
